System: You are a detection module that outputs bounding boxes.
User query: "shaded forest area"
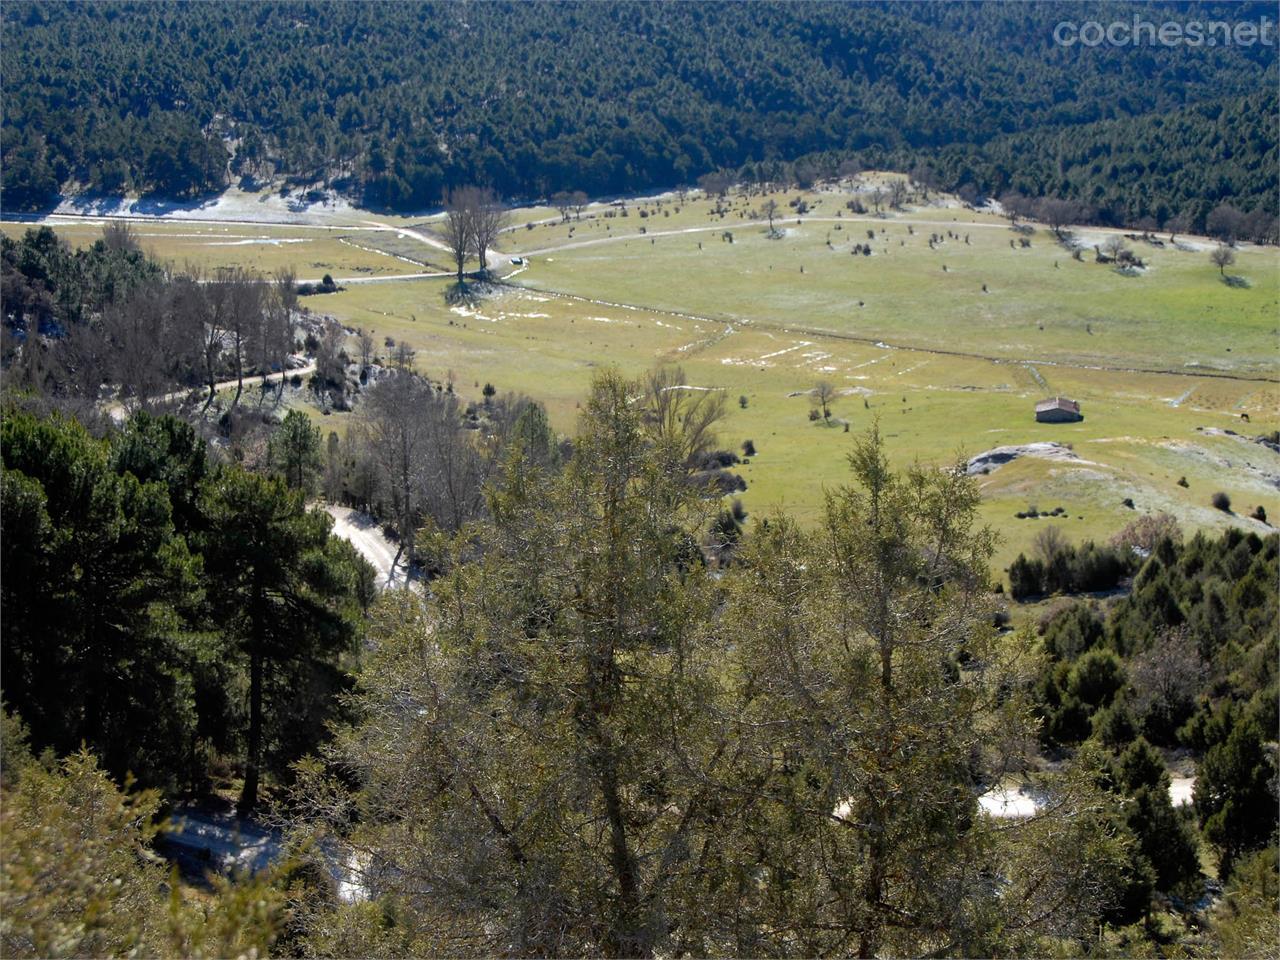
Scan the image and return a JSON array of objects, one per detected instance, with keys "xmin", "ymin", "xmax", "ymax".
[{"xmin": 2, "ymin": 1, "xmax": 1276, "ymax": 231}]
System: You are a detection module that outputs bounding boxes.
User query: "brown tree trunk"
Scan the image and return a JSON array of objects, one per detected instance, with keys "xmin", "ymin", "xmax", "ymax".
[
  {"xmin": 232, "ymin": 333, "xmax": 245, "ymax": 411},
  {"xmin": 594, "ymin": 720, "xmax": 646, "ymax": 957},
  {"xmin": 238, "ymin": 586, "xmax": 265, "ymax": 816}
]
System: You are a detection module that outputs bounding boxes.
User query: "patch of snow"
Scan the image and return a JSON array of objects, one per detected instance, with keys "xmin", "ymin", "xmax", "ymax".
[
  {"xmin": 978, "ymin": 786, "xmax": 1043, "ymax": 820},
  {"xmin": 1169, "ymin": 776, "xmax": 1195, "ymax": 808},
  {"xmin": 758, "ymin": 343, "xmax": 811, "ymax": 360},
  {"xmin": 207, "ymin": 237, "xmax": 312, "ymax": 246}
]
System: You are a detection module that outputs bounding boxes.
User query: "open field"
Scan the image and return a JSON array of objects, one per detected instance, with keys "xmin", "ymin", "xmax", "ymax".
[
  {"xmin": 0, "ymin": 219, "xmax": 442, "ymax": 281},
  {"xmin": 9, "ymin": 181, "xmax": 1277, "ymax": 579}
]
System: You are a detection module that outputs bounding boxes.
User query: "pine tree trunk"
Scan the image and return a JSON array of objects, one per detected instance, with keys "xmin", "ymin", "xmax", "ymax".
[
  {"xmin": 238, "ymin": 586, "xmax": 265, "ymax": 816},
  {"xmin": 238, "ymin": 646, "xmax": 263, "ymax": 815}
]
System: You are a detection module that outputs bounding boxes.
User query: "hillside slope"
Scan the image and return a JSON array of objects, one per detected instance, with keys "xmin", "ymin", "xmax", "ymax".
[{"xmin": 2, "ymin": 0, "xmax": 1276, "ymax": 225}]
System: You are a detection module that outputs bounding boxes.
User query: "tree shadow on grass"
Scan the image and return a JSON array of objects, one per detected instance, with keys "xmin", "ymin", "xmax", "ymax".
[
  {"xmin": 444, "ymin": 281, "xmax": 480, "ymax": 306},
  {"xmin": 1221, "ymin": 274, "xmax": 1251, "ymax": 289}
]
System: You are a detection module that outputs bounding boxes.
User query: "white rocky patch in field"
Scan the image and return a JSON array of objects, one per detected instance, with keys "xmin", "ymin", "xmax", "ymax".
[{"xmin": 966, "ymin": 442, "xmax": 1089, "ymax": 476}]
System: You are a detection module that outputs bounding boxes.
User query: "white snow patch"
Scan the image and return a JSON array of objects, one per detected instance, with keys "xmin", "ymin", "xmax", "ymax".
[
  {"xmin": 1169, "ymin": 776, "xmax": 1196, "ymax": 808},
  {"xmin": 207, "ymin": 237, "xmax": 313, "ymax": 247},
  {"xmin": 758, "ymin": 343, "xmax": 811, "ymax": 360},
  {"xmin": 978, "ymin": 786, "xmax": 1043, "ymax": 819}
]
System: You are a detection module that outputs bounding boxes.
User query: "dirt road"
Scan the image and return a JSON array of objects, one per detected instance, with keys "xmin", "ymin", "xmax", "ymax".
[{"xmin": 325, "ymin": 505, "xmax": 415, "ymax": 590}]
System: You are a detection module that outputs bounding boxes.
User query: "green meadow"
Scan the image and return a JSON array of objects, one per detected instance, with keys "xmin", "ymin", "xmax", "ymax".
[{"xmin": 9, "ymin": 182, "xmax": 1277, "ymax": 578}]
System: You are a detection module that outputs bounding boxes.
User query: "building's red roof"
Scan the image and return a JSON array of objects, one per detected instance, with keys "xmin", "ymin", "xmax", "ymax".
[{"xmin": 1035, "ymin": 396, "xmax": 1080, "ymax": 413}]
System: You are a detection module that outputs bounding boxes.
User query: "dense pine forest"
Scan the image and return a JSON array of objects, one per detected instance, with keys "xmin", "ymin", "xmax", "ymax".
[{"xmin": 2, "ymin": 0, "xmax": 1276, "ymax": 230}]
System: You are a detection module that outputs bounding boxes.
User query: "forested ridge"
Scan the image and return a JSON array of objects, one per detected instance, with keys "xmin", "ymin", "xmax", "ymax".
[{"xmin": 2, "ymin": 0, "xmax": 1276, "ymax": 228}]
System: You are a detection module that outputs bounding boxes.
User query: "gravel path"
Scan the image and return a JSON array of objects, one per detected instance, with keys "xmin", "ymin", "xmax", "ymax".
[{"xmin": 325, "ymin": 505, "xmax": 415, "ymax": 590}]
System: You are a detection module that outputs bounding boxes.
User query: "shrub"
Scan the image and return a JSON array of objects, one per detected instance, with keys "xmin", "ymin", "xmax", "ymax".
[
  {"xmin": 1008, "ymin": 554, "xmax": 1045, "ymax": 599},
  {"xmin": 1250, "ymin": 505, "xmax": 1267, "ymax": 524},
  {"xmin": 697, "ymin": 449, "xmax": 740, "ymax": 470},
  {"xmin": 1211, "ymin": 491, "xmax": 1232, "ymax": 512},
  {"xmin": 1067, "ymin": 648, "xmax": 1126, "ymax": 708},
  {"xmin": 1093, "ymin": 700, "xmax": 1138, "ymax": 749},
  {"xmin": 741, "ymin": 439, "xmax": 756, "ymax": 457},
  {"xmin": 700, "ymin": 469, "xmax": 747, "ymax": 495}
]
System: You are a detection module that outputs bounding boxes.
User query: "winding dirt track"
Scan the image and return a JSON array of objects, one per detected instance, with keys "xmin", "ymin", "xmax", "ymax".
[{"xmin": 324, "ymin": 505, "xmax": 415, "ymax": 591}]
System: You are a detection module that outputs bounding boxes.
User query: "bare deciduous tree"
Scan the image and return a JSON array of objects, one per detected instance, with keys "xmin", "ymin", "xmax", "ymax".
[
  {"xmin": 1101, "ymin": 235, "xmax": 1130, "ymax": 261},
  {"xmin": 357, "ymin": 370, "xmax": 435, "ymax": 560},
  {"xmin": 104, "ymin": 283, "xmax": 171, "ymax": 413},
  {"xmin": 552, "ymin": 190, "xmax": 573, "ymax": 222},
  {"xmin": 761, "ymin": 198, "xmax": 779, "ymax": 236},
  {"xmin": 1129, "ymin": 627, "xmax": 1206, "ymax": 738},
  {"xmin": 1210, "ymin": 243, "xmax": 1236, "ymax": 276},
  {"xmin": 220, "ymin": 267, "xmax": 267, "ymax": 411},
  {"xmin": 314, "ymin": 317, "xmax": 346, "ymax": 389},
  {"xmin": 392, "ymin": 340, "xmax": 416, "ymax": 371},
  {"xmin": 101, "ymin": 219, "xmax": 140, "ymax": 253},
  {"xmin": 999, "ymin": 191, "xmax": 1033, "ymax": 225},
  {"xmin": 267, "ymin": 267, "xmax": 298, "ymax": 399},
  {"xmin": 642, "ymin": 365, "xmax": 726, "ymax": 470},
  {"xmin": 441, "ymin": 188, "xmax": 474, "ymax": 283},
  {"xmin": 1036, "ymin": 197, "xmax": 1086, "ymax": 240},
  {"xmin": 357, "ymin": 328, "xmax": 375, "ymax": 370},
  {"xmin": 1206, "ymin": 203, "xmax": 1245, "ymax": 244},
  {"xmin": 1033, "ymin": 524, "xmax": 1069, "ymax": 565},
  {"xmin": 888, "ymin": 178, "xmax": 908, "ymax": 210},
  {"xmin": 469, "ymin": 188, "xmax": 509, "ymax": 273},
  {"xmin": 812, "ymin": 379, "xmax": 837, "ymax": 420}
]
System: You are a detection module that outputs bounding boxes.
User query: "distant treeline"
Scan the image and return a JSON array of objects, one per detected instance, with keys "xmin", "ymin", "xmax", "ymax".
[{"xmin": 2, "ymin": 1, "xmax": 1276, "ymax": 232}]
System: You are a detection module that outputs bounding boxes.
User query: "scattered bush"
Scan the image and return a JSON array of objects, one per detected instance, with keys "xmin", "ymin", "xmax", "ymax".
[
  {"xmin": 1211, "ymin": 491, "xmax": 1232, "ymax": 512},
  {"xmin": 1008, "ymin": 537, "xmax": 1136, "ymax": 600},
  {"xmin": 699, "ymin": 468, "xmax": 747, "ymax": 495},
  {"xmin": 697, "ymin": 449, "xmax": 740, "ymax": 470},
  {"xmin": 741, "ymin": 439, "xmax": 756, "ymax": 456}
]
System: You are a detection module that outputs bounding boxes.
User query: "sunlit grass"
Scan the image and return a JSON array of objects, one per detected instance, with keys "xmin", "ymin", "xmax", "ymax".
[{"xmin": 11, "ymin": 183, "xmax": 1277, "ymax": 582}]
